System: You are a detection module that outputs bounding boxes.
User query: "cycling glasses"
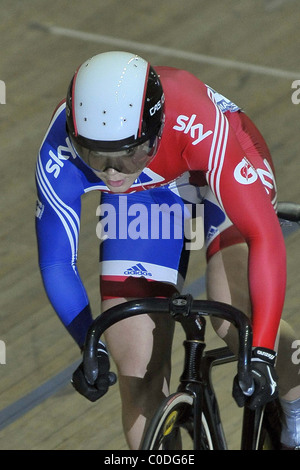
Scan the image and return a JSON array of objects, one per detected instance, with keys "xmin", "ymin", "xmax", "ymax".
[{"xmin": 70, "ymin": 136, "xmax": 159, "ymax": 175}]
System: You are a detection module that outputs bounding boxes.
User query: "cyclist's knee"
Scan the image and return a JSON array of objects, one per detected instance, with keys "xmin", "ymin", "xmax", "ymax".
[{"xmin": 206, "ymin": 244, "xmax": 251, "ymax": 314}]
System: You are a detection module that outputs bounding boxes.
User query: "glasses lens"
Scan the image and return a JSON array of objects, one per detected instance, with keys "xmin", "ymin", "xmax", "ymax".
[{"xmin": 71, "ymin": 137, "xmax": 158, "ymax": 174}]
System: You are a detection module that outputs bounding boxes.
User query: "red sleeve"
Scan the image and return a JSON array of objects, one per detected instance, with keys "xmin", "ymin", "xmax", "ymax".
[
  {"xmin": 183, "ymin": 89, "xmax": 286, "ymax": 349},
  {"xmin": 219, "ymin": 134, "xmax": 286, "ymax": 348},
  {"xmin": 206, "ymin": 109, "xmax": 286, "ymax": 349}
]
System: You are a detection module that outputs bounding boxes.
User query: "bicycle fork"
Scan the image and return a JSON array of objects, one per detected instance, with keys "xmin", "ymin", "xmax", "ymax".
[
  {"xmin": 170, "ymin": 294, "xmax": 228, "ymax": 449},
  {"xmin": 179, "ymin": 340, "xmax": 207, "ymax": 449},
  {"xmin": 171, "ymin": 295, "xmax": 208, "ymax": 448}
]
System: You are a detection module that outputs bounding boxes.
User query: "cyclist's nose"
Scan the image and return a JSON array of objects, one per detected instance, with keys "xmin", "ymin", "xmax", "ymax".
[{"xmin": 103, "ymin": 167, "xmax": 122, "ymax": 175}]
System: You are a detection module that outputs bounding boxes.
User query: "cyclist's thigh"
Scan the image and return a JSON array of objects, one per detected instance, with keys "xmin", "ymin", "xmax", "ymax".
[{"xmin": 103, "ymin": 297, "xmax": 175, "ymax": 378}]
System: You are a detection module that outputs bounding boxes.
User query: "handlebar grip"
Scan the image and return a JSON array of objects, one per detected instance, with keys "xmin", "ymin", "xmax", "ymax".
[
  {"xmin": 109, "ymin": 371, "xmax": 117, "ymax": 386},
  {"xmin": 239, "ymin": 378, "xmax": 254, "ymax": 396}
]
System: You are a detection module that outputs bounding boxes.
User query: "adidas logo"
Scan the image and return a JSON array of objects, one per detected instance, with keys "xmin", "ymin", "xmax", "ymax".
[{"xmin": 124, "ymin": 263, "xmax": 152, "ymax": 277}]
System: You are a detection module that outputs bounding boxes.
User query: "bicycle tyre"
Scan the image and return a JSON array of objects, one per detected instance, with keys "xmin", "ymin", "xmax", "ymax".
[{"xmin": 140, "ymin": 391, "xmax": 214, "ymax": 450}]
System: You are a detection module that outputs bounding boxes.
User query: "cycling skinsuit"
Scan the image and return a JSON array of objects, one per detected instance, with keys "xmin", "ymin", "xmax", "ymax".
[{"xmin": 35, "ymin": 66, "xmax": 286, "ymax": 350}]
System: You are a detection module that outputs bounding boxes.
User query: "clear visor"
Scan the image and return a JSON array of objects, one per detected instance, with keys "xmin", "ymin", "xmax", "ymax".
[{"xmin": 71, "ymin": 136, "xmax": 159, "ymax": 175}]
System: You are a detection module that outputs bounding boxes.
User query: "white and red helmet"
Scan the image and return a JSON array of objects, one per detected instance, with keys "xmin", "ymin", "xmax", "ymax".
[{"xmin": 66, "ymin": 51, "xmax": 164, "ymax": 173}]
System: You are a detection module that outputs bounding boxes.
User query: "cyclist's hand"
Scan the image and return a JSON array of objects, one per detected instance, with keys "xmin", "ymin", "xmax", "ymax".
[
  {"xmin": 71, "ymin": 340, "xmax": 116, "ymax": 402},
  {"xmin": 232, "ymin": 347, "xmax": 278, "ymax": 410}
]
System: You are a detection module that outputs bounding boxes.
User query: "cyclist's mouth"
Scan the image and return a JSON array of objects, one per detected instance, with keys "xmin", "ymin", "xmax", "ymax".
[{"xmin": 107, "ymin": 179, "xmax": 125, "ymax": 188}]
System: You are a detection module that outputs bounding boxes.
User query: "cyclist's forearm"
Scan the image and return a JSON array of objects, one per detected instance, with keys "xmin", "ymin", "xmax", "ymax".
[
  {"xmin": 248, "ymin": 235, "xmax": 286, "ymax": 349},
  {"xmin": 66, "ymin": 304, "xmax": 93, "ymax": 348},
  {"xmin": 40, "ymin": 263, "xmax": 93, "ymax": 348}
]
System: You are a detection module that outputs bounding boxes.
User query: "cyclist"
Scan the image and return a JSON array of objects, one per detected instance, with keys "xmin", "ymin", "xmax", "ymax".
[{"xmin": 35, "ymin": 51, "xmax": 300, "ymax": 450}]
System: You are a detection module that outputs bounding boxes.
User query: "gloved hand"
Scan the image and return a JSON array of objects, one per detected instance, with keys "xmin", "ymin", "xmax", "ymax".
[
  {"xmin": 71, "ymin": 340, "xmax": 116, "ymax": 402},
  {"xmin": 233, "ymin": 347, "xmax": 278, "ymax": 410}
]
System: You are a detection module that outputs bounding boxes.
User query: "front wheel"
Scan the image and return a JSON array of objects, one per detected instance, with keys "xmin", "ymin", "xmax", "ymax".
[{"xmin": 140, "ymin": 392, "xmax": 214, "ymax": 450}]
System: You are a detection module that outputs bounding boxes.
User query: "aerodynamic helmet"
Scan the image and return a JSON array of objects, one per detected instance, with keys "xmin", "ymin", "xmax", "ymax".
[{"xmin": 66, "ymin": 51, "xmax": 164, "ymax": 174}]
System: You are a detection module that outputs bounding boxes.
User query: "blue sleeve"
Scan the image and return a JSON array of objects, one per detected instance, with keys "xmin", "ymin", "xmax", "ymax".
[{"xmin": 35, "ymin": 128, "xmax": 93, "ymax": 347}]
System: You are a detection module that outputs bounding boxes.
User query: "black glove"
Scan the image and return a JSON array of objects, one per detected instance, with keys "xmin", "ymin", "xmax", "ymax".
[
  {"xmin": 233, "ymin": 347, "xmax": 278, "ymax": 410},
  {"xmin": 71, "ymin": 340, "xmax": 116, "ymax": 402}
]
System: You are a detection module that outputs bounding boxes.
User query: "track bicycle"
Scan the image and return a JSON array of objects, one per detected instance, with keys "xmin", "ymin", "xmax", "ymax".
[
  {"xmin": 83, "ymin": 294, "xmax": 253, "ymax": 450},
  {"xmin": 82, "ymin": 201, "xmax": 300, "ymax": 451}
]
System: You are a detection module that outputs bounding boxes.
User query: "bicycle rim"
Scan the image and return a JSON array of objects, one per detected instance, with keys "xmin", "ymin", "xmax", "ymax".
[{"xmin": 140, "ymin": 392, "xmax": 214, "ymax": 450}]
